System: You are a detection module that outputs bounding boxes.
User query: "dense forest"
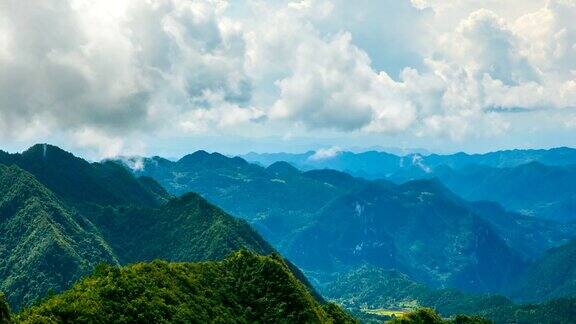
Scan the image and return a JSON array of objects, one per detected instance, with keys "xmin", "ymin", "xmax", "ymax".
[
  {"xmin": 3, "ymin": 251, "xmax": 355, "ymax": 323},
  {"xmin": 0, "ymin": 146, "xmax": 277, "ymax": 309}
]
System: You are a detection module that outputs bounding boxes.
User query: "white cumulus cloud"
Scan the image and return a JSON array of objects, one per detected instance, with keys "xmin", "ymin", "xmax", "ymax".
[{"xmin": 0, "ymin": 0, "xmax": 575, "ymax": 156}]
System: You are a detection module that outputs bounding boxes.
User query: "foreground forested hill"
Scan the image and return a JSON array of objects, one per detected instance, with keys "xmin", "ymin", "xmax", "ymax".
[{"xmin": 9, "ymin": 251, "xmax": 355, "ymax": 323}]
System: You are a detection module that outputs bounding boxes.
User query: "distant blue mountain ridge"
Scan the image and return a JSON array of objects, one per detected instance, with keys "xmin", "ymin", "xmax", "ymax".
[{"xmin": 242, "ymin": 147, "xmax": 576, "ymax": 222}]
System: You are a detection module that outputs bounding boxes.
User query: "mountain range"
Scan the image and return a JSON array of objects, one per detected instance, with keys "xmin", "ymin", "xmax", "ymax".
[
  {"xmin": 404, "ymin": 162, "xmax": 576, "ymax": 223},
  {"xmin": 116, "ymin": 153, "xmax": 362, "ymax": 247},
  {"xmin": 244, "ymin": 148, "xmax": 576, "ymax": 222},
  {"xmin": 243, "ymin": 147, "xmax": 576, "ymax": 177},
  {"xmin": 3, "ymin": 144, "xmax": 576, "ymax": 323},
  {"xmin": 115, "ymin": 149, "xmax": 575, "ymax": 296}
]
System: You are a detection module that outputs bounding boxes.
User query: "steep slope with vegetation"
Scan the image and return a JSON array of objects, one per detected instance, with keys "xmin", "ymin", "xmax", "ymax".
[
  {"xmin": 0, "ymin": 177, "xmax": 280, "ymax": 310},
  {"xmin": 86, "ymin": 192, "xmax": 275, "ymax": 264},
  {"xmin": 286, "ymin": 180, "xmax": 526, "ymax": 293},
  {"xmin": 0, "ymin": 164, "xmax": 118, "ymax": 309},
  {"xmin": 116, "ymin": 154, "xmax": 366, "ymax": 245},
  {"xmin": 13, "ymin": 251, "xmax": 356, "ymax": 323},
  {"xmin": 0, "ymin": 146, "xmax": 287, "ymax": 311},
  {"xmin": 513, "ymin": 239, "xmax": 576, "ymax": 302}
]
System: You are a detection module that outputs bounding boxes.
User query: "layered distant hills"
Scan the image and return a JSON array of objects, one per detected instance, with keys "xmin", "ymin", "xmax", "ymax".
[
  {"xmin": 412, "ymin": 163, "xmax": 576, "ymax": 223},
  {"xmin": 244, "ymin": 148, "xmax": 576, "ymax": 222},
  {"xmin": 115, "ymin": 149, "xmax": 575, "ymax": 295},
  {"xmin": 243, "ymin": 147, "xmax": 576, "ymax": 176},
  {"xmin": 117, "ymin": 152, "xmax": 361, "ymax": 246}
]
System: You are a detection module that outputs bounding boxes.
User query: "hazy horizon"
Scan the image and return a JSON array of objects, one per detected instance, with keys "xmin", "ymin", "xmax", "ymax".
[{"xmin": 2, "ymin": 140, "xmax": 575, "ymax": 163}]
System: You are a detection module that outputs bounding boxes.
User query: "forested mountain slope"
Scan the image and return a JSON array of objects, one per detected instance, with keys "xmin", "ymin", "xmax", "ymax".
[
  {"xmin": 0, "ymin": 146, "xmax": 282, "ymax": 310},
  {"xmin": 285, "ymin": 180, "xmax": 526, "ymax": 293},
  {"xmin": 86, "ymin": 192, "xmax": 275, "ymax": 264},
  {"xmin": 0, "ymin": 164, "xmax": 118, "ymax": 309},
  {"xmin": 115, "ymin": 154, "xmax": 366, "ymax": 245},
  {"xmin": 514, "ymin": 239, "xmax": 576, "ymax": 302}
]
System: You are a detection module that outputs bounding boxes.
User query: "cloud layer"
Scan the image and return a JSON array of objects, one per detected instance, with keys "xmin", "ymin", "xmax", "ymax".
[{"xmin": 0, "ymin": 0, "xmax": 575, "ymax": 156}]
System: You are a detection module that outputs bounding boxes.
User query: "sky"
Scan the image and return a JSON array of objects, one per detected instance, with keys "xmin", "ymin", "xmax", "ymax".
[{"xmin": 0, "ymin": 0, "xmax": 575, "ymax": 159}]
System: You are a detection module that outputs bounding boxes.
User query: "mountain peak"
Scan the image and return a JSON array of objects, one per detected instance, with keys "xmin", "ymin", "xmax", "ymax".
[
  {"xmin": 19, "ymin": 144, "xmax": 87, "ymax": 169},
  {"xmin": 23, "ymin": 143, "xmax": 70, "ymax": 159},
  {"xmin": 267, "ymin": 161, "xmax": 299, "ymax": 175},
  {"xmin": 178, "ymin": 151, "xmax": 249, "ymax": 169},
  {"xmin": 0, "ymin": 143, "xmax": 162, "ymax": 208},
  {"xmin": 178, "ymin": 150, "xmax": 219, "ymax": 164}
]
